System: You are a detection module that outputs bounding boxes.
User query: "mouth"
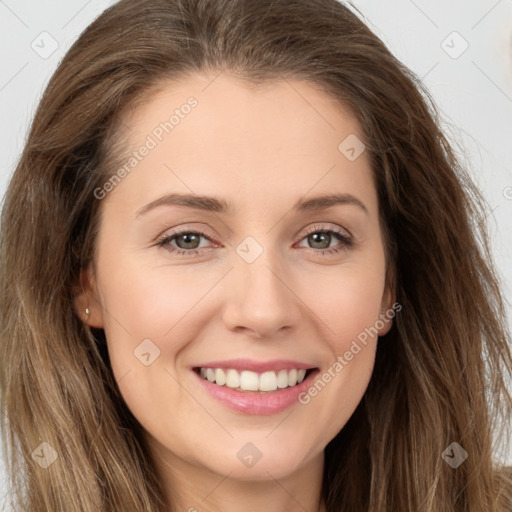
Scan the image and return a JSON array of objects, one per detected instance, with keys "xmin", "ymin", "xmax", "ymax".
[{"xmin": 191, "ymin": 362, "xmax": 320, "ymax": 415}]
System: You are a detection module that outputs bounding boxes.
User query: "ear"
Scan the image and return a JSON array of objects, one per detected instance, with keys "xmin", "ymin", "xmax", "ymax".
[
  {"xmin": 73, "ymin": 264, "xmax": 104, "ymax": 328},
  {"xmin": 377, "ymin": 268, "xmax": 397, "ymax": 336}
]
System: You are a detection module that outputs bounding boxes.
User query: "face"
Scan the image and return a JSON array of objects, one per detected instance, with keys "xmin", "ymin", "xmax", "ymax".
[{"xmin": 78, "ymin": 72, "xmax": 394, "ymax": 482}]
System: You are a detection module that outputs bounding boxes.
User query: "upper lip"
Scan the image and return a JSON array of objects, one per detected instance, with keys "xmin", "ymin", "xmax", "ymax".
[{"xmin": 193, "ymin": 358, "xmax": 318, "ymax": 373}]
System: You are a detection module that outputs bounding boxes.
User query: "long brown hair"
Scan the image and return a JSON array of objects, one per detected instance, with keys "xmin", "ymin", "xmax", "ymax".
[{"xmin": 1, "ymin": 0, "xmax": 511, "ymax": 510}]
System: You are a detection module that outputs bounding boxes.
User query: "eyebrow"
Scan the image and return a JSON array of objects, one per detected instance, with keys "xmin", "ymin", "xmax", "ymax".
[{"xmin": 136, "ymin": 192, "xmax": 368, "ymax": 217}]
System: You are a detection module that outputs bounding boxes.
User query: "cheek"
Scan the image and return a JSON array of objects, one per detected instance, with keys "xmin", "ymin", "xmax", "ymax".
[
  {"xmin": 94, "ymin": 258, "xmax": 212, "ymax": 435},
  {"xmin": 294, "ymin": 260, "xmax": 385, "ymax": 443},
  {"xmin": 97, "ymin": 255, "xmax": 216, "ymax": 338},
  {"xmin": 93, "ymin": 252, "xmax": 209, "ymax": 390},
  {"xmin": 97, "ymin": 243, "xmax": 386, "ymax": 382},
  {"xmin": 305, "ymin": 259, "xmax": 386, "ymax": 348}
]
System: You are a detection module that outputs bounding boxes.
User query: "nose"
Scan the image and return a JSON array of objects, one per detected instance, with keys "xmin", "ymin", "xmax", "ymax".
[{"xmin": 221, "ymin": 245, "xmax": 302, "ymax": 339}]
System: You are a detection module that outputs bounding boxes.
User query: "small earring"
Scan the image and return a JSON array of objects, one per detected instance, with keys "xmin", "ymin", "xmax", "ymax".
[{"xmin": 85, "ymin": 307, "xmax": 90, "ymax": 318}]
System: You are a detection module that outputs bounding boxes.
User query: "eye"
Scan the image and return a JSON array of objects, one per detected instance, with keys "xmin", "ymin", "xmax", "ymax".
[
  {"xmin": 296, "ymin": 224, "xmax": 354, "ymax": 256},
  {"xmin": 156, "ymin": 224, "xmax": 354, "ymax": 257},
  {"xmin": 156, "ymin": 228, "xmax": 216, "ymax": 256}
]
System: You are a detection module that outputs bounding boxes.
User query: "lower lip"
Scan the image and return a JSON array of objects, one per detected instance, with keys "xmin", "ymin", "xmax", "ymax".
[{"xmin": 193, "ymin": 369, "xmax": 319, "ymax": 415}]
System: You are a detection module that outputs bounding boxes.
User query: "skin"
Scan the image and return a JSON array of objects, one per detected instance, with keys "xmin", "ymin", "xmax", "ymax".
[{"xmin": 76, "ymin": 71, "xmax": 394, "ymax": 512}]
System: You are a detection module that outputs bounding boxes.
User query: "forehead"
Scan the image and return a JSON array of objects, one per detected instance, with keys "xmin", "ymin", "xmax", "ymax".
[
  {"xmin": 105, "ymin": 72, "xmax": 377, "ymax": 218},
  {"xmin": 122, "ymin": 71, "xmax": 362, "ymax": 146}
]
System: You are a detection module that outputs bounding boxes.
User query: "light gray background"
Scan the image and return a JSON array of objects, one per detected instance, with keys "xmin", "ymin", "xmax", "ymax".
[{"xmin": 1, "ymin": 0, "xmax": 511, "ymax": 507}]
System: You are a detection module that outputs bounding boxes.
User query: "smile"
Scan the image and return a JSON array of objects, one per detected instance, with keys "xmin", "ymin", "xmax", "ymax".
[{"xmin": 192, "ymin": 360, "xmax": 320, "ymax": 415}]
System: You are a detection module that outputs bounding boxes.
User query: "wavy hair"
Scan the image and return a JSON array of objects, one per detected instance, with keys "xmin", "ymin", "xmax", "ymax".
[{"xmin": 1, "ymin": 0, "xmax": 511, "ymax": 510}]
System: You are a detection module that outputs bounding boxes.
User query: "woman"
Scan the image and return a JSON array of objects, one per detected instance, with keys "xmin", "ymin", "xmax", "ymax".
[{"xmin": 1, "ymin": 0, "xmax": 511, "ymax": 510}]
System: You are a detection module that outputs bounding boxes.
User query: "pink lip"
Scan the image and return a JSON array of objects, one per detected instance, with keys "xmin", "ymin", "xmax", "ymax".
[
  {"xmin": 193, "ymin": 358, "xmax": 316, "ymax": 372},
  {"xmin": 192, "ymin": 366, "xmax": 320, "ymax": 416}
]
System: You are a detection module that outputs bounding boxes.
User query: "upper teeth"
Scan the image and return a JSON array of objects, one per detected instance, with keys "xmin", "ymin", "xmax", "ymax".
[{"xmin": 199, "ymin": 368, "xmax": 308, "ymax": 392}]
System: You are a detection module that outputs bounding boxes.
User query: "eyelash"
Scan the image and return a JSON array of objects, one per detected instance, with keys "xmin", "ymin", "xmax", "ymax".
[{"xmin": 156, "ymin": 224, "xmax": 354, "ymax": 258}]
